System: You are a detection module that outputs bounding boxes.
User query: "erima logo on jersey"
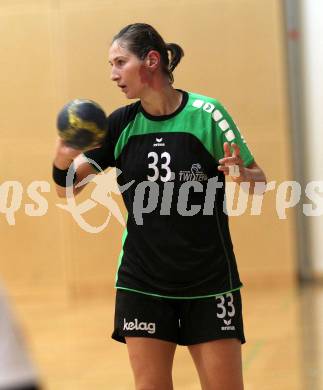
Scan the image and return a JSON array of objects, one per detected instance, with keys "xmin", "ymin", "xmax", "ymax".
[
  {"xmin": 179, "ymin": 163, "xmax": 208, "ymax": 182},
  {"xmin": 192, "ymin": 99, "xmax": 247, "ymax": 144},
  {"xmin": 221, "ymin": 318, "xmax": 236, "ymax": 331},
  {"xmin": 221, "ymin": 325, "xmax": 236, "ymax": 331},
  {"xmin": 221, "ymin": 326, "xmax": 236, "ymax": 330},
  {"xmin": 153, "ymin": 137, "xmax": 165, "ymax": 147},
  {"xmin": 123, "ymin": 318, "xmax": 156, "ymax": 334}
]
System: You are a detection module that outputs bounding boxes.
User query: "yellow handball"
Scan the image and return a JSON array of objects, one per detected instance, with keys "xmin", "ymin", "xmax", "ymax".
[{"xmin": 57, "ymin": 99, "xmax": 108, "ymax": 149}]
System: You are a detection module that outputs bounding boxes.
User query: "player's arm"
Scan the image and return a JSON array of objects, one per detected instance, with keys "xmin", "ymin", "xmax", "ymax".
[
  {"xmin": 218, "ymin": 142, "xmax": 267, "ymax": 193},
  {"xmin": 53, "ymin": 138, "xmax": 99, "ymax": 198}
]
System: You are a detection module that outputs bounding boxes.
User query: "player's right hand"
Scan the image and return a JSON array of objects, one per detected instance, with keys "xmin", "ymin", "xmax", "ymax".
[{"xmin": 53, "ymin": 137, "xmax": 84, "ymax": 169}]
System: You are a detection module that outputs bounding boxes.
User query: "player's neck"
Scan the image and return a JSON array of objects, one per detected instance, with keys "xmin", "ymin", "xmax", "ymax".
[{"xmin": 140, "ymin": 84, "xmax": 182, "ymax": 117}]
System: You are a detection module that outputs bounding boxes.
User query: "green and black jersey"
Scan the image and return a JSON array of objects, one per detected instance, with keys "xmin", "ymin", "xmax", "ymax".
[{"xmin": 84, "ymin": 90, "xmax": 254, "ymax": 299}]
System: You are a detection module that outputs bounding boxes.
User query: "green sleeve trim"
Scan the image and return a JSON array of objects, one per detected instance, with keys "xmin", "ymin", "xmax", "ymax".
[
  {"xmin": 244, "ymin": 156, "xmax": 255, "ymax": 168},
  {"xmin": 114, "ymin": 119, "xmax": 136, "ymax": 161},
  {"xmin": 212, "ymin": 99, "xmax": 254, "ymax": 165}
]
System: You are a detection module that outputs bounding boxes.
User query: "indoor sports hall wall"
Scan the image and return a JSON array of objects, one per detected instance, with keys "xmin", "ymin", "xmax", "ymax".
[{"xmin": 0, "ymin": 0, "xmax": 295, "ymax": 299}]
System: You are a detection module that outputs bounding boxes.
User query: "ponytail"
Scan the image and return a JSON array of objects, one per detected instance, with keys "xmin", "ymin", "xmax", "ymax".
[
  {"xmin": 166, "ymin": 43, "xmax": 184, "ymax": 83},
  {"xmin": 166, "ymin": 43, "xmax": 184, "ymax": 73}
]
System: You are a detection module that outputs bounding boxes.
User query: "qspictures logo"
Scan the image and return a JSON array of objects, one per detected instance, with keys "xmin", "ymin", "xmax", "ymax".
[
  {"xmin": 0, "ymin": 159, "xmax": 322, "ymax": 233},
  {"xmin": 56, "ymin": 159, "xmax": 134, "ymax": 233}
]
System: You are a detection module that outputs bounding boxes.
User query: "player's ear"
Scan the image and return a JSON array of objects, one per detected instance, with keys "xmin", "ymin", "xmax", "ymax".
[{"xmin": 145, "ymin": 50, "xmax": 160, "ymax": 71}]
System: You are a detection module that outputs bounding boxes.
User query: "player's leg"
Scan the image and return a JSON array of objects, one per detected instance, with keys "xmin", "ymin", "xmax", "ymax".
[
  {"xmin": 126, "ymin": 337, "xmax": 176, "ymax": 390},
  {"xmin": 112, "ymin": 290, "xmax": 179, "ymax": 390},
  {"xmin": 179, "ymin": 290, "xmax": 245, "ymax": 390},
  {"xmin": 188, "ymin": 338, "xmax": 243, "ymax": 390}
]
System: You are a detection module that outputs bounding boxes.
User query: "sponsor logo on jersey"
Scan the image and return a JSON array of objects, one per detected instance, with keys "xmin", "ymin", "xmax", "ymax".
[
  {"xmin": 153, "ymin": 137, "xmax": 165, "ymax": 147},
  {"xmin": 123, "ymin": 318, "xmax": 156, "ymax": 334},
  {"xmin": 221, "ymin": 325, "xmax": 236, "ymax": 331},
  {"xmin": 179, "ymin": 163, "xmax": 208, "ymax": 182},
  {"xmin": 221, "ymin": 317, "xmax": 236, "ymax": 331}
]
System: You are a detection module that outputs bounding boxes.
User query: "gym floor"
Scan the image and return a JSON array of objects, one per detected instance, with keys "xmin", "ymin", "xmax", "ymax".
[{"xmin": 13, "ymin": 282, "xmax": 323, "ymax": 389}]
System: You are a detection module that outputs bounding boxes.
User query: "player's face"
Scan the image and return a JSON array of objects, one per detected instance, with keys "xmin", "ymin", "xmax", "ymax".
[{"xmin": 109, "ymin": 41, "xmax": 148, "ymax": 99}]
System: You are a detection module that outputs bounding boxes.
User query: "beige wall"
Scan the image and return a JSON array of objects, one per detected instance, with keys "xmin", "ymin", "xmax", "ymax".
[{"xmin": 0, "ymin": 0, "xmax": 295, "ymax": 299}]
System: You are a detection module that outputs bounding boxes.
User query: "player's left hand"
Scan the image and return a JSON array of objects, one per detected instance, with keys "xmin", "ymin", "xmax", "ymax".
[{"xmin": 218, "ymin": 142, "xmax": 245, "ymax": 183}]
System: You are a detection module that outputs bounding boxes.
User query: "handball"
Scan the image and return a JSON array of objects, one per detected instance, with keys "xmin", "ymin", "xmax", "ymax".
[{"xmin": 57, "ymin": 99, "xmax": 108, "ymax": 149}]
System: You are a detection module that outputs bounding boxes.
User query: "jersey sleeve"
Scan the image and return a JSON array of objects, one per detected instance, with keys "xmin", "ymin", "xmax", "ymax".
[
  {"xmin": 212, "ymin": 100, "xmax": 255, "ymax": 167},
  {"xmin": 83, "ymin": 101, "xmax": 141, "ymax": 172},
  {"xmin": 83, "ymin": 116, "xmax": 116, "ymax": 172}
]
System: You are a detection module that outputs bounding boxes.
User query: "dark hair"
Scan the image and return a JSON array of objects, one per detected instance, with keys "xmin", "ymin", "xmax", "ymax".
[{"xmin": 112, "ymin": 23, "xmax": 184, "ymax": 84}]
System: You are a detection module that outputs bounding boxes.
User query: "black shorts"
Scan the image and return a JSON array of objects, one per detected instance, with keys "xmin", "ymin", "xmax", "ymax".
[{"xmin": 112, "ymin": 289, "xmax": 245, "ymax": 346}]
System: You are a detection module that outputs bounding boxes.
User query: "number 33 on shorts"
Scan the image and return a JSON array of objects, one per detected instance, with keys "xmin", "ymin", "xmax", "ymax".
[{"xmin": 215, "ymin": 292, "xmax": 236, "ymax": 319}]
